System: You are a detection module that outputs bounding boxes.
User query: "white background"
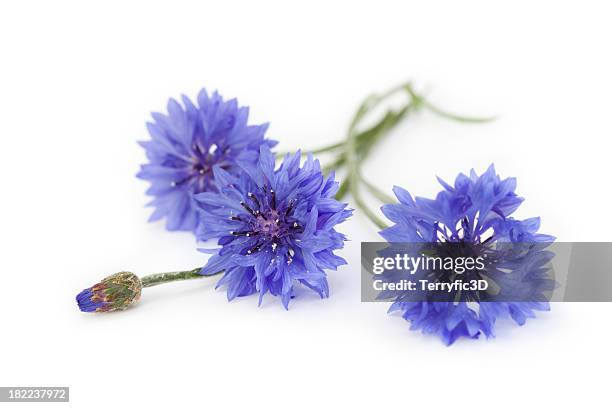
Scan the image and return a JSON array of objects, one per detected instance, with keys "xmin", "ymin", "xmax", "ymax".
[{"xmin": 1, "ymin": 1, "xmax": 611, "ymax": 406}]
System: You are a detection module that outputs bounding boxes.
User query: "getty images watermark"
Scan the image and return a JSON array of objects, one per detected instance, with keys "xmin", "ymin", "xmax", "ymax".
[{"xmin": 361, "ymin": 242, "xmax": 612, "ymax": 302}]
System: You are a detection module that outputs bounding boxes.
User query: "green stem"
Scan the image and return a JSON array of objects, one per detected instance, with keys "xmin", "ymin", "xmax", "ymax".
[
  {"xmin": 344, "ymin": 100, "xmax": 390, "ymax": 230},
  {"xmin": 278, "ymin": 83, "xmax": 416, "ymax": 161},
  {"xmin": 315, "ymin": 81, "xmax": 495, "ymax": 230},
  {"xmin": 423, "ymin": 101, "xmax": 497, "ymax": 123},
  {"xmin": 361, "ymin": 176, "xmax": 395, "ymax": 204},
  {"xmin": 140, "ymin": 268, "xmax": 223, "ymax": 288}
]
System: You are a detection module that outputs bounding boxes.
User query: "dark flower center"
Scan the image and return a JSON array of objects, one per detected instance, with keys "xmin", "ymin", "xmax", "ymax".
[
  {"xmin": 254, "ymin": 210, "xmax": 282, "ymax": 237},
  {"xmin": 232, "ymin": 189, "xmax": 303, "ymax": 258},
  {"xmin": 193, "ymin": 163, "xmax": 210, "ymax": 175},
  {"xmin": 170, "ymin": 143, "xmax": 231, "ymax": 193},
  {"xmin": 426, "ymin": 216, "xmax": 499, "ymax": 301}
]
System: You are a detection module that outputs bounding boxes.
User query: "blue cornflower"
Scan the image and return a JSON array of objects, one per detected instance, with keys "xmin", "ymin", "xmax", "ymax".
[
  {"xmin": 380, "ymin": 165, "xmax": 554, "ymax": 345},
  {"xmin": 194, "ymin": 147, "xmax": 352, "ymax": 309},
  {"xmin": 137, "ymin": 89, "xmax": 275, "ymax": 232}
]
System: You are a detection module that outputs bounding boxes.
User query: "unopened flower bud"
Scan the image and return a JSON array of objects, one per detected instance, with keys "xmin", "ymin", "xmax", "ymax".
[{"xmin": 76, "ymin": 272, "xmax": 142, "ymax": 313}]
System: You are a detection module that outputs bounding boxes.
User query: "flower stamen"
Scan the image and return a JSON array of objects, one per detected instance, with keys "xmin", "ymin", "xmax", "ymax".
[{"xmin": 240, "ymin": 201, "xmax": 257, "ymax": 216}]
